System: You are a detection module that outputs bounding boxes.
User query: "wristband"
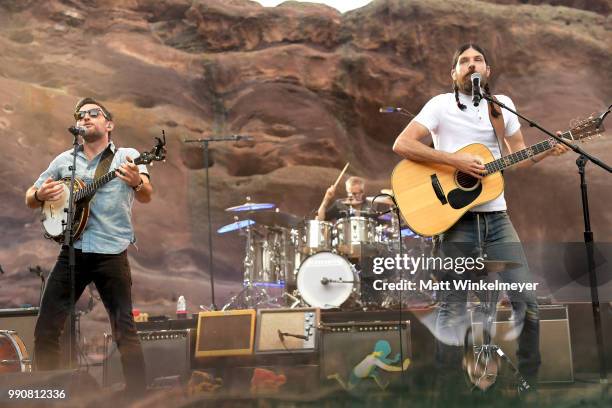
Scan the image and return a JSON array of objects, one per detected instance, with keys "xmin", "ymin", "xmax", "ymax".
[
  {"xmin": 133, "ymin": 179, "xmax": 144, "ymax": 192},
  {"xmin": 34, "ymin": 190, "xmax": 44, "ymax": 203}
]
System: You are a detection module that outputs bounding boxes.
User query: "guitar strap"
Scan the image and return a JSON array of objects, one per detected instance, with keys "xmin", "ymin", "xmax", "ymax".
[
  {"xmin": 487, "ymin": 96, "xmax": 510, "ymax": 157},
  {"xmin": 94, "ymin": 144, "xmax": 115, "ymax": 179}
]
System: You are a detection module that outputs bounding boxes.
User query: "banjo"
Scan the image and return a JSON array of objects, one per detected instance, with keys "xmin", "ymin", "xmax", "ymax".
[{"xmin": 41, "ymin": 135, "xmax": 166, "ymax": 244}]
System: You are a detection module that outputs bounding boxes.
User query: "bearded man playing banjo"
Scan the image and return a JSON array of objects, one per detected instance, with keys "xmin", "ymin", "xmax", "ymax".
[{"xmin": 25, "ymin": 97, "xmax": 152, "ymax": 395}]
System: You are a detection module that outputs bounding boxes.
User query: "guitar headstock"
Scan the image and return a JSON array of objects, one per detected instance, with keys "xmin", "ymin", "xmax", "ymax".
[
  {"xmin": 561, "ymin": 106, "xmax": 610, "ymax": 142},
  {"xmin": 134, "ymin": 130, "xmax": 167, "ymax": 165}
]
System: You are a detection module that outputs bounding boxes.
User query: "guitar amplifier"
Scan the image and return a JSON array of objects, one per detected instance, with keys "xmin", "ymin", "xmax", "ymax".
[
  {"xmin": 194, "ymin": 310, "xmax": 256, "ymax": 357},
  {"xmin": 471, "ymin": 305, "xmax": 573, "ymax": 383},
  {"xmin": 103, "ymin": 329, "xmax": 192, "ymax": 387},
  {"xmin": 255, "ymin": 308, "xmax": 319, "ymax": 354},
  {"xmin": 320, "ymin": 321, "xmax": 412, "ymax": 388}
]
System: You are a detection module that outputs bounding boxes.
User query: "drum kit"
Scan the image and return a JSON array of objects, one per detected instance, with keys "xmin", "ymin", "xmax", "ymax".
[
  {"xmin": 0, "ymin": 330, "xmax": 31, "ymax": 373},
  {"xmin": 219, "ymin": 194, "xmax": 434, "ymax": 311}
]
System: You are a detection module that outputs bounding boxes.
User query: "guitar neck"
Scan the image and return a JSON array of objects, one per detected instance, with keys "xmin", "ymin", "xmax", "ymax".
[
  {"xmin": 74, "ymin": 170, "xmax": 119, "ymax": 201},
  {"xmin": 484, "ymin": 132, "xmax": 568, "ymax": 174}
]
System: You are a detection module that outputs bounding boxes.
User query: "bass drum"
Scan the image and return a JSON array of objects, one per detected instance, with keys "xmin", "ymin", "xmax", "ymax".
[
  {"xmin": 0, "ymin": 330, "xmax": 31, "ymax": 373},
  {"xmin": 296, "ymin": 252, "xmax": 359, "ymax": 309}
]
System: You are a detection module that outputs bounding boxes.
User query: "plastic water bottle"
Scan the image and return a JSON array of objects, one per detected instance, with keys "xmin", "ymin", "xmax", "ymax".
[{"xmin": 176, "ymin": 295, "xmax": 187, "ymax": 319}]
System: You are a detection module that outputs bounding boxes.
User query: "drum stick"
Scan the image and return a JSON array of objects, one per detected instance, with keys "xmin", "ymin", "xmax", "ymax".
[{"xmin": 332, "ymin": 162, "xmax": 350, "ymax": 189}]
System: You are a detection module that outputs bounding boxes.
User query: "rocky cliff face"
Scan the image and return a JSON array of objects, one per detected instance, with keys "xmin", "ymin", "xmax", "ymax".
[{"xmin": 0, "ymin": 0, "xmax": 610, "ymax": 315}]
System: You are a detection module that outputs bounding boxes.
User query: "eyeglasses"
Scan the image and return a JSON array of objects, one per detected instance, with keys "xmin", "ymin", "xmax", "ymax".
[{"xmin": 74, "ymin": 108, "xmax": 107, "ymax": 121}]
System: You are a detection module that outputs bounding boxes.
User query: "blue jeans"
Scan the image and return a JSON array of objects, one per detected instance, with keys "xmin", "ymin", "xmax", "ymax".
[{"xmin": 434, "ymin": 211, "xmax": 541, "ymax": 378}]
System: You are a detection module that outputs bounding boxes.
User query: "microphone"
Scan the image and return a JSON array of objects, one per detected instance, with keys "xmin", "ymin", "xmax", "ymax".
[
  {"xmin": 471, "ymin": 73, "xmax": 482, "ymax": 107},
  {"xmin": 233, "ymin": 135, "xmax": 253, "ymax": 141},
  {"xmin": 379, "ymin": 106, "xmax": 401, "ymax": 113},
  {"xmin": 278, "ymin": 330, "xmax": 309, "ymax": 341},
  {"xmin": 321, "ymin": 277, "xmax": 329, "ymax": 285},
  {"xmin": 68, "ymin": 126, "xmax": 87, "ymax": 136}
]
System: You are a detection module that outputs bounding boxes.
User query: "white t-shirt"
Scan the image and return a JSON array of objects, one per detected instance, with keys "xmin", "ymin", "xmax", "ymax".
[{"xmin": 413, "ymin": 92, "xmax": 521, "ymax": 212}]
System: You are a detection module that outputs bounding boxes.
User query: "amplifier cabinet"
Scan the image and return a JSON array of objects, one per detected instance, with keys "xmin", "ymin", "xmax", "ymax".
[
  {"xmin": 255, "ymin": 308, "xmax": 319, "ymax": 354},
  {"xmin": 103, "ymin": 329, "xmax": 192, "ymax": 387},
  {"xmin": 195, "ymin": 310, "xmax": 256, "ymax": 358},
  {"xmin": 319, "ymin": 321, "xmax": 412, "ymax": 389},
  {"xmin": 471, "ymin": 305, "xmax": 573, "ymax": 383}
]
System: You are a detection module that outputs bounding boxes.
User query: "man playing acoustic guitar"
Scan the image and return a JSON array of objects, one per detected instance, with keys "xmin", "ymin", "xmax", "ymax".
[
  {"xmin": 393, "ymin": 43, "xmax": 568, "ymax": 387},
  {"xmin": 25, "ymin": 97, "xmax": 152, "ymax": 395}
]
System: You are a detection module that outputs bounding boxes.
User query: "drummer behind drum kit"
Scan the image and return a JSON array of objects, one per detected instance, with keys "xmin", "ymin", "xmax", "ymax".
[{"xmin": 218, "ymin": 194, "xmax": 434, "ymax": 311}]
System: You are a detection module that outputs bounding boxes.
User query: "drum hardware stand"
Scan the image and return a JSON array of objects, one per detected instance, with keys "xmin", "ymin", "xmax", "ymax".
[
  {"xmin": 221, "ymin": 223, "xmax": 279, "ymax": 310},
  {"xmin": 479, "ymin": 94, "xmax": 611, "ymax": 387},
  {"xmin": 372, "ymin": 193, "xmax": 408, "ymax": 384},
  {"xmin": 29, "ymin": 265, "xmax": 47, "ymax": 309},
  {"xmin": 184, "ymin": 135, "xmax": 253, "ymax": 311}
]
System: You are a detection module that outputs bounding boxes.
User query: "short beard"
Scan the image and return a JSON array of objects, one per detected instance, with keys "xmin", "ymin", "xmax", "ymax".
[
  {"xmin": 82, "ymin": 128, "xmax": 105, "ymax": 143},
  {"xmin": 457, "ymin": 74, "xmax": 487, "ymax": 94}
]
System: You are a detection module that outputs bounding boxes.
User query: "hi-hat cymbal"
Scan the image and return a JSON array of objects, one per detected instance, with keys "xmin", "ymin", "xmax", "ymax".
[
  {"xmin": 340, "ymin": 198, "xmax": 365, "ymax": 206},
  {"xmin": 225, "ymin": 202, "xmax": 275, "ymax": 212},
  {"xmin": 248, "ymin": 210, "xmax": 302, "ymax": 229},
  {"xmin": 366, "ymin": 195, "xmax": 395, "ymax": 206}
]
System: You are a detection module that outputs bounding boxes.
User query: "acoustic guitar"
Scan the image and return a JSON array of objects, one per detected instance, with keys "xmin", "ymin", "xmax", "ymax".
[
  {"xmin": 41, "ymin": 135, "xmax": 166, "ymax": 244},
  {"xmin": 391, "ymin": 109, "xmax": 609, "ymax": 237}
]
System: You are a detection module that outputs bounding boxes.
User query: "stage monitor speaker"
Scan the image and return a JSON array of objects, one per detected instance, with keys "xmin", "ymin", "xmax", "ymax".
[
  {"xmin": 255, "ymin": 308, "xmax": 319, "ymax": 354},
  {"xmin": 103, "ymin": 329, "xmax": 192, "ymax": 387},
  {"xmin": 195, "ymin": 310, "xmax": 255, "ymax": 358},
  {"xmin": 471, "ymin": 305, "xmax": 573, "ymax": 383},
  {"xmin": 320, "ymin": 321, "xmax": 412, "ymax": 389}
]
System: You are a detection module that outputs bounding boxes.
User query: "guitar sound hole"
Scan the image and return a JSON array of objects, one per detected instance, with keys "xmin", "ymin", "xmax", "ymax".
[{"xmin": 455, "ymin": 171, "xmax": 479, "ymax": 191}]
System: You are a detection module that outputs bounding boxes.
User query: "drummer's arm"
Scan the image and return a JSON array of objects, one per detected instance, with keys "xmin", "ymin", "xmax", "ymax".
[
  {"xmin": 316, "ymin": 202, "xmax": 328, "ymax": 221},
  {"xmin": 316, "ymin": 185, "xmax": 336, "ymax": 221}
]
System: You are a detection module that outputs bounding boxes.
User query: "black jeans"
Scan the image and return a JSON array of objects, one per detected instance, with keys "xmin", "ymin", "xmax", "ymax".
[{"xmin": 34, "ymin": 248, "xmax": 145, "ymax": 392}]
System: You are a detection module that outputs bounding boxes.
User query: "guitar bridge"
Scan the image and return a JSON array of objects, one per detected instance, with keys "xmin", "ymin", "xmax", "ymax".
[{"xmin": 431, "ymin": 174, "xmax": 448, "ymax": 205}]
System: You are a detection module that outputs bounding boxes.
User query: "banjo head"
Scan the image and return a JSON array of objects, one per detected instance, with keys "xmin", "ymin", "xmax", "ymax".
[{"xmin": 41, "ymin": 178, "xmax": 85, "ymax": 241}]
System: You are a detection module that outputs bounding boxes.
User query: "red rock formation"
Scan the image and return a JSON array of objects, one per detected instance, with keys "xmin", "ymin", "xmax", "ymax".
[{"xmin": 0, "ymin": 0, "xmax": 610, "ymax": 318}]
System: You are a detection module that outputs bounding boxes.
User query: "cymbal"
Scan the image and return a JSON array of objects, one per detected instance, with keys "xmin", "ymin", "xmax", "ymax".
[
  {"xmin": 225, "ymin": 202, "xmax": 275, "ymax": 212},
  {"xmin": 400, "ymin": 227, "xmax": 419, "ymax": 238},
  {"xmin": 217, "ymin": 219, "xmax": 255, "ymax": 234},
  {"xmin": 248, "ymin": 210, "xmax": 302, "ymax": 229},
  {"xmin": 477, "ymin": 260, "xmax": 523, "ymax": 275},
  {"xmin": 366, "ymin": 195, "xmax": 395, "ymax": 206},
  {"xmin": 340, "ymin": 198, "xmax": 365, "ymax": 206}
]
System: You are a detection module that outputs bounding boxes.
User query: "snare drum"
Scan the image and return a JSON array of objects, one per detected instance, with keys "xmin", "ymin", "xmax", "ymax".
[
  {"xmin": 0, "ymin": 330, "xmax": 31, "ymax": 373},
  {"xmin": 334, "ymin": 216, "xmax": 377, "ymax": 257},
  {"xmin": 299, "ymin": 220, "xmax": 333, "ymax": 254},
  {"xmin": 296, "ymin": 252, "xmax": 359, "ymax": 309}
]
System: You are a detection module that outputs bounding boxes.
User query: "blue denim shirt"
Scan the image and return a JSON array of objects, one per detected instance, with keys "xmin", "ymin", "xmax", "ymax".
[{"xmin": 34, "ymin": 142, "xmax": 149, "ymax": 254}]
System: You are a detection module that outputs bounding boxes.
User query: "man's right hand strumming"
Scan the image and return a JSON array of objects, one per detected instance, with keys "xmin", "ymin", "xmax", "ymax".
[
  {"xmin": 450, "ymin": 152, "xmax": 486, "ymax": 179},
  {"xmin": 26, "ymin": 177, "xmax": 63, "ymax": 208}
]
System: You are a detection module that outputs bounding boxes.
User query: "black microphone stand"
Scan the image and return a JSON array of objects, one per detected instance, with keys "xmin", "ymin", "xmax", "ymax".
[
  {"xmin": 183, "ymin": 135, "xmax": 252, "ymax": 311},
  {"xmin": 479, "ymin": 93, "xmax": 612, "ymax": 385},
  {"xmin": 63, "ymin": 128, "xmax": 81, "ymax": 370}
]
